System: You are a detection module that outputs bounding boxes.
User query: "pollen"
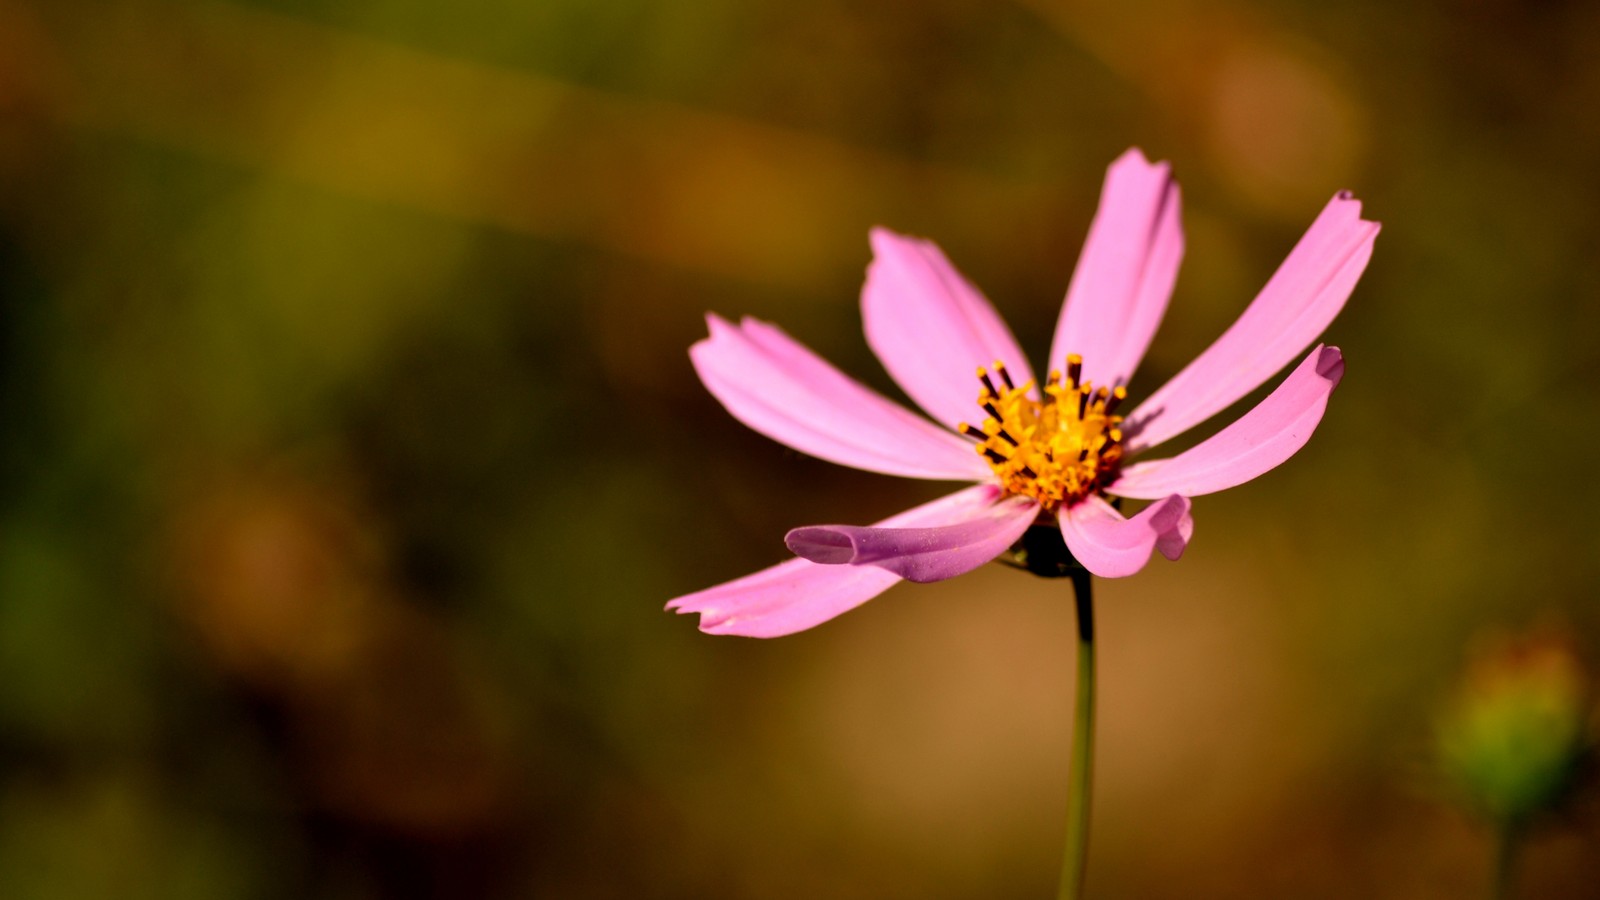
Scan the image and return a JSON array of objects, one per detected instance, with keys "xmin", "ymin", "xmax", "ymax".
[{"xmin": 957, "ymin": 355, "xmax": 1125, "ymax": 510}]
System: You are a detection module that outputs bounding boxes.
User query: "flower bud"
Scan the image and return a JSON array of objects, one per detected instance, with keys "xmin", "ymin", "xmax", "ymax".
[{"xmin": 1434, "ymin": 631, "xmax": 1592, "ymax": 827}]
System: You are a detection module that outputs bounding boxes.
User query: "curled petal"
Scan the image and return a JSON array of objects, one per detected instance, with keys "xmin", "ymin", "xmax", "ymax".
[
  {"xmin": 691, "ymin": 314, "xmax": 989, "ymax": 480},
  {"xmin": 1127, "ymin": 192, "xmax": 1379, "ymax": 451},
  {"xmin": 1111, "ymin": 345, "xmax": 1345, "ymax": 499},
  {"xmin": 862, "ymin": 228, "xmax": 1036, "ymax": 431},
  {"xmin": 1049, "ymin": 148, "xmax": 1184, "ymax": 390},
  {"xmin": 666, "ymin": 485, "xmax": 1003, "ymax": 637},
  {"xmin": 1060, "ymin": 494, "xmax": 1193, "ymax": 579},
  {"xmin": 786, "ymin": 489, "xmax": 1038, "ymax": 583}
]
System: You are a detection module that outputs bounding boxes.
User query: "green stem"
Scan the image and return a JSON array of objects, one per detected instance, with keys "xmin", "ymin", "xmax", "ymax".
[
  {"xmin": 1491, "ymin": 820, "xmax": 1520, "ymax": 900},
  {"xmin": 1057, "ymin": 571, "xmax": 1096, "ymax": 900}
]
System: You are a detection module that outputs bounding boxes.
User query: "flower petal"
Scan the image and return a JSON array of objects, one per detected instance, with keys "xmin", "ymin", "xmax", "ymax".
[
  {"xmin": 666, "ymin": 485, "xmax": 1004, "ymax": 637},
  {"xmin": 665, "ymin": 557, "xmax": 901, "ymax": 639},
  {"xmin": 785, "ymin": 487, "xmax": 1038, "ymax": 583},
  {"xmin": 1048, "ymin": 148, "xmax": 1184, "ymax": 390},
  {"xmin": 1110, "ymin": 345, "xmax": 1344, "ymax": 499},
  {"xmin": 1125, "ymin": 192, "xmax": 1379, "ymax": 452},
  {"xmin": 690, "ymin": 314, "xmax": 990, "ymax": 480},
  {"xmin": 1059, "ymin": 494, "xmax": 1193, "ymax": 578},
  {"xmin": 861, "ymin": 228, "xmax": 1036, "ymax": 431}
]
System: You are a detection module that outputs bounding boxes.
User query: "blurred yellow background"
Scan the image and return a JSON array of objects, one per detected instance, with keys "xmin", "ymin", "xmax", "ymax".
[{"xmin": 0, "ymin": 0, "xmax": 1597, "ymax": 897}]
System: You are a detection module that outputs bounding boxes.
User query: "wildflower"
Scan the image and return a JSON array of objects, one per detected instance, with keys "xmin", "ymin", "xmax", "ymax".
[{"xmin": 669, "ymin": 149, "xmax": 1378, "ymax": 637}]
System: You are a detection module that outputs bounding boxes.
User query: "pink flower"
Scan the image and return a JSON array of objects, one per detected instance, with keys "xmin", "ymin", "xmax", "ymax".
[{"xmin": 669, "ymin": 149, "xmax": 1379, "ymax": 637}]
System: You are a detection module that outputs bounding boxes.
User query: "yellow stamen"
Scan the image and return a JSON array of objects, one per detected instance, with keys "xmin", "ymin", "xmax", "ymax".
[{"xmin": 959, "ymin": 358, "xmax": 1125, "ymax": 510}]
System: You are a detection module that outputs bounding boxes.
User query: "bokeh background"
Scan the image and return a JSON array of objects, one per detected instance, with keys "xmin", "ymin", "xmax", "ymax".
[{"xmin": 2, "ymin": 0, "xmax": 1598, "ymax": 897}]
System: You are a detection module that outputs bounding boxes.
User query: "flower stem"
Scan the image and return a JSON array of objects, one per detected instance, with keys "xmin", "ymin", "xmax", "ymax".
[
  {"xmin": 1491, "ymin": 821, "xmax": 1520, "ymax": 900},
  {"xmin": 1057, "ymin": 570, "xmax": 1096, "ymax": 900}
]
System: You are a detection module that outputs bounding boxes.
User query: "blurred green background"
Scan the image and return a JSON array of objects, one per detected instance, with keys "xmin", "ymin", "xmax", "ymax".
[{"xmin": 1, "ymin": 0, "xmax": 1598, "ymax": 897}]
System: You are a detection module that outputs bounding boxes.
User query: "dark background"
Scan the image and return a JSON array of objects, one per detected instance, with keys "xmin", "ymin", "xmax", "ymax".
[{"xmin": 1, "ymin": 0, "xmax": 1597, "ymax": 897}]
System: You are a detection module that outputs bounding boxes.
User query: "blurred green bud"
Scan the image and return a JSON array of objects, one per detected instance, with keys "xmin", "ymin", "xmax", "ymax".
[{"xmin": 1434, "ymin": 632, "xmax": 1592, "ymax": 827}]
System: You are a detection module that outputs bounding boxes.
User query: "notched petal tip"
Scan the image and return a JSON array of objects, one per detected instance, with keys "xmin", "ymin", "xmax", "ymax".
[
  {"xmin": 1330, "ymin": 190, "xmax": 1382, "ymax": 232},
  {"xmin": 690, "ymin": 312, "xmax": 739, "ymax": 360},
  {"xmin": 1107, "ymin": 148, "xmax": 1173, "ymax": 185},
  {"xmin": 867, "ymin": 225, "xmax": 925, "ymax": 258},
  {"xmin": 690, "ymin": 315, "xmax": 723, "ymax": 358},
  {"xmin": 663, "ymin": 555, "xmax": 905, "ymax": 638},
  {"xmin": 664, "ymin": 593, "xmax": 735, "ymax": 634},
  {"xmin": 1111, "ymin": 146, "xmax": 1167, "ymax": 172}
]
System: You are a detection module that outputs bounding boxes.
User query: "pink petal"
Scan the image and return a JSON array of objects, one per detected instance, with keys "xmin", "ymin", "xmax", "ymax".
[
  {"xmin": 691, "ymin": 314, "xmax": 989, "ymax": 480},
  {"xmin": 785, "ymin": 488, "xmax": 1038, "ymax": 583},
  {"xmin": 1110, "ymin": 345, "xmax": 1344, "ymax": 499},
  {"xmin": 861, "ymin": 228, "xmax": 1036, "ymax": 431},
  {"xmin": 665, "ymin": 557, "xmax": 901, "ymax": 639},
  {"xmin": 1048, "ymin": 148, "xmax": 1184, "ymax": 390},
  {"xmin": 666, "ymin": 485, "xmax": 1004, "ymax": 637},
  {"xmin": 1126, "ymin": 192, "xmax": 1379, "ymax": 452},
  {"xmin": 1059, "ymin": 494, "xmax": 1193, "ymax": 578}
]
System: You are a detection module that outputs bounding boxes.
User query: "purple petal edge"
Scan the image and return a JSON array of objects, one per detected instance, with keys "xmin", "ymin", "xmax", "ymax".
[{"xmin": 785, "ymin": 492, "xmax": 1039, "ymax": 583}]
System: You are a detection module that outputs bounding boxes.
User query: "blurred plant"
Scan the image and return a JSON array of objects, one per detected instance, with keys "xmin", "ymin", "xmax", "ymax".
[
  {"xmin": 169, "ymin": 469, "xmax": 519, "ymax": 839},
  {"xmin": 1435, "ymin": 629, "xmax": 1594, "ymax": 899},
  {"xmin": 667, "ymin": 150, "xmax": 1377, "ymax": 898}
]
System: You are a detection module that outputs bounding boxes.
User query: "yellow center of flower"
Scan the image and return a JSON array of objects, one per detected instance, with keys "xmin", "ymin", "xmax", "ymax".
[{"xmin": 958, "ymin": 354, "xmax": 1126, "ymax": 511}]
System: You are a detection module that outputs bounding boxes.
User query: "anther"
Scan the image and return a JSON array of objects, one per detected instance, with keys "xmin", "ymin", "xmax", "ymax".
[
  {"xmin": 958, "ymin": 423, "xmax": 984, "ymax": 441},
  {"xmin": 994, "ymin": 360, "xmax": 1015, "ymax": 390},
  {"xmin": 982, "ymin": 447, "xmax": 1009, "ymax": 465},
  {"xmin": 1076, "ymin": 389, "xmax": 1089, "ymax": 419},
  {"xmin": 995, "ymin": 428, "xmax": 1020, "ymax": 446},
  {"xmin": 1104, "ymin": 386, "xmax": 1127, "ymax": 415},
  {"xmin": 982, "ymin": 401, "xmax": 1002, "ymax": 420},
  {"xmin": 977, "ymin": 367, "xmax": 998, "ymax": 397},
  {"xmin": 1047, "ymin": 370, "xmax": 1062, "ymax": 387},
  {"xmin": 1018, "ymin": 465, "xmax": 1038, "ymax": 479},
  {"xmin": 1065, "ymin": 354, "xmax": 1083, "ymax": 388}
]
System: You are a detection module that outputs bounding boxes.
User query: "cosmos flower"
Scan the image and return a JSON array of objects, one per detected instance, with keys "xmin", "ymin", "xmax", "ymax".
[{"xmin": 669, "ymin": 149, "xmax": 1379, "ymax": 637}]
